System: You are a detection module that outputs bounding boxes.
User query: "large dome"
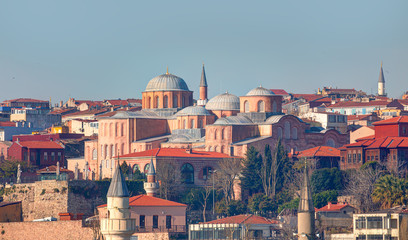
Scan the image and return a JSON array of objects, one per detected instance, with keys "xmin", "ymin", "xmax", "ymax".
[
  {"xmin": 145, "ymin": 73, "xmax": 190, "ymax": 92},
  {"xmin": 205, "ymin": 92, "xmax": 240, "ymax": 111},
  {"xmin": 246, "ymin": 86, "xmax": 274, "ymax": 96},
  {"xmin": 176, "ymin": 106, "xmax": 212, "ymax": 116}
]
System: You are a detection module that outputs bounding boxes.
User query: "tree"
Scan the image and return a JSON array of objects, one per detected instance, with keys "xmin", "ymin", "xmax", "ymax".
[
  {"xmin": 248, "ymin": 193, "xmax": 276, "ymax": 216},
  {"xmin": 216, "ymin": 157, "xmax": 242, "ymax": 204},
  {"xmin": 241, "ymin": 147, "xmax": 263, "ymax": 196},
  {"xmin": 372, "ymin": 175, "xmax": 408, "ymax": 209},
  {"xmin": 311, "ymin": 168, "xmax": 343, "ymax": 194},
  {"xmin": 182, "ymin": 187, "xmax": 213, "ymax": 222},
  {"xmin": 345, "ymin": 167, "xmax": 382, "ymax": 212},
  {"xmin": 120, "ymin": 161, "xmax": 129, "ymax": 176},
  {"xmin": 156, "ymin": 162, "xmax": 179, "ymax": 200},
  {"xmin": 313, "ymin": 190, "xmax": 339, "ymax": 209},
  {"xmin": 216, "ymin": 200, "xmax": 247, "ymax": 217}
]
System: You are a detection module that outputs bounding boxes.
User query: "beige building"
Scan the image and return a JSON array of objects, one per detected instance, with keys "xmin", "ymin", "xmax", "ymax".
[
  {"xmin": 350, "ymin": 126, "xmax": 375, "ymax": 143},
  {"xmin": 353, "ymin": 206, "xmax": 408, "ymax": 240},
  {"xmin": 302, "ymin": 112, "xmax": 348, "ymax": 134}
]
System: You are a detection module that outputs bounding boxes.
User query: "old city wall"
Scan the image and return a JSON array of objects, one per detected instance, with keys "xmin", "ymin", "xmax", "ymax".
[
  {"xmin": 0, "ymin": 220, "xmax": 93, "ymax": 240},
  {"xmin": 2, "ymin": 180, "xmax": 105, "ymax": 221}
]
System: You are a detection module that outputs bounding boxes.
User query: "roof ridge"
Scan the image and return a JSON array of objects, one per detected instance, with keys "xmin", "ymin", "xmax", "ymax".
[{"xmin": 241, "ymin": 214, "xmax": 253, "ymax": 224}]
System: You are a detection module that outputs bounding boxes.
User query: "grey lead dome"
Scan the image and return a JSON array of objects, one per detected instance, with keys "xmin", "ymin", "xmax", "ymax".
[
  {"xmin": 246, "ymin": 86, "xmax": 274, "ymax": 96},
  {"xmin": 205, "ymin": 92, "xmax": 240, "ymax": 111},
  {"xmin": 145, "ymin": 73, "xmax": 190, "ymax": 92}
]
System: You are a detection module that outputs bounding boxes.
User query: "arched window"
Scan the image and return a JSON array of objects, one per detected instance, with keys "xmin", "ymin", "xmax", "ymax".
[
  {"xmin": 272, "ymin": 101, "xmax": 277, "ymax": 113},
  {"xmin": 182, "ymin": 96, "xmax": 185, "ymax": 107},
  {"xmin": 121, "ymin": 123, "xmax": 124, "ymax": 136},
  {"xmin": 144, "ymin": 164, "xmax": 150, "ymax": 174},
  {"xmin": 258, "ymin": 100, "xmax": 265, "ymax": 112},
  {"xmin": 109, "ymin": 123, "xmax": 113, "ymax": 137},
  {"xmin": 277, "ymin": 127, "xmax": 283, "ymax": 139},
  {"xmin": 115, "ymin": 123, "xmax": 118, "ymax": 137},
  {"xmin": 121, "ymin": 143, "xmax": 125, "ymax": 155},
  {"xmin": 209, "ymin": 146, "xmax": 213, "ymax": 151},
  {"xmin": 110, "ymin": 145, "xmax": 114, "ymax": 158},
  {"xmin": 214, "ymin": 130, "xmax": 217, "ymax": 140},
  {"xmin": 221, "ymin": 128, "xmax": 225, "ymax": 140},
  {"xmin": 292, "ymin": 127, "xmax": 298, "ymax": 140},
  {"xmin": 133, "ymin": 164, "xmax": 140, "ymax": 173},
  {"xmin": 190, "ymin": 119, "xmax": 195, "ymax": 129},
  {"xmin": 105, "ymin": 158, "xmax": 109, "ymax": 168},
  {"xmin": 214, "ymin": 146, "xmax": 218, "ymax": 152},
  {"xmin": 104, "ymin": 145, "xmax": 108, "ymax": 159},
  {"xmin": 326, "ymin": 138, "xmax": 335, "ymax": 147},
  {"xmin": 155, "ymin": 96, "xmax": 160, "ymax": 108},
  {"xmin": 221, "ymin": 146, "xmax": 225, "ymax": 153},
  {"xmin": 284, "ymin": 121, "xmax": 291, "ymax": 139},
  {"xmin": 244, "ymin": 101, "xmax": 249, "ymax": 113},
  {"xmin": 173, "ymin": 95, "xmax": 178, "ymax": 108},
  {"xmin": 181, "ymin": 163, "xmax": 194, "ymax": 184},
  {"xmin": 183, "ymin": 120, "xmax": 187, "ymax": 129},
  {"xmin": 202, "ymin": 166, "xmax": 212, "ymax": 180},
  {"xmin": 104, "ymin": 123, "xmax": 107, "ymax": 136},
  {"xmin": 101, "ymin": 145, "xmax": 104, "ymax": 158},
  {"xmin": 164, "ymin": 95, "xmax": 168, "ymax": 108},
  {"xmin": 148, "ymin": 97, "xmax": 152, "ymax": 108},
  {"xmin": 92, "ymin": 149, "xmax": 97, "ymax": 160},
  {"xmin": 199, "ymin": 119, "xmax": 203, "ymax": 128}
]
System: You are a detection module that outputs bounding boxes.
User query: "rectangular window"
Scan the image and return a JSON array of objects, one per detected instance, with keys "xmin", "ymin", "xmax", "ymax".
[
  {"xmin": 347, "ymin": 154, "xmax": 352, "ymax": 163},
  {"xmin": 391, "ymin": 219, "xmax": 397, "ymax": 229},
  {"xmin": 58, "ymin": 152, "xmax": 62, "ymax": 161},
  {"xmin": 356, "ymin": 217, "xmax": 366, "ymax": 229},
  {"xmin": 166, "ymin": 215, "xmax": 172, "ymax": 229},
  {"xmin": 329, "ymin": 115, "xmax": 336, "ymax": 123},
  {"xmin": 375, "ymin": 155, "xmax": 379, "ymax": 161},
  {"xmin": 139, "ymin": 215, "xmax": 145, "ymax": 228},
  {"xmin": 358, "ymin": 153, "xmax": 361, "ymax": 162},
  {"xmin": 367, "ymin": 156, "xmax": 370, "ymax": 161},
  {"xmin": 51, "ymin": 152, "xmax": 55, "ymax": 162},
  {"xmin": 367, "ymin": 217, "xmax": 383, "ymax": 229},
  {"xmin": 353, "ymin": 154, "xmax": 357, "ymax": 163},
  {"xmin": 44, "ymin": 152, "xmax": 48, "ymax": 161},
  {"xmin": 153, "ymin": 215, "xmax": 158, "ymax": 228}
]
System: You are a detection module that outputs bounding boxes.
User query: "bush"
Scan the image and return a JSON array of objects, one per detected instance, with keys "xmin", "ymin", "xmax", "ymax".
[
  {"xmin": 278, "ymin": 198, "xmax": 299, "ymax": 213},
  {"xmin": 61, "ymin": 187, "xmax": 67, "ymax": 194},
  {"xmin": 311, "ymin": 168, "xmax": 344, "ymax": 194},
  {"xmin": 40, "ymin": 189, "xmax": 46, "ymax": 195},
  {"xmin": 53, "ymin": 188, "xmax": 60, "ymax": 193},
  {"xmin": 313, "ymin": 190, "xmax": 338, "ymax": 209}
]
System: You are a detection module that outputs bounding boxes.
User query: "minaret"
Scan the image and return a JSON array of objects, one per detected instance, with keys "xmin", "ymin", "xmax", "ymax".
[
  {"xmin": 101, "ymin": 165, "xmax": 135, "ymax": 240},
  {"xmin": 298, "ymin": 164, "xmax": 315, "ymax": 240},
  {"xmin": 144, "ymin": 158, "xmax": 159, "ymax": 197},
  {"xmin": 197, "ymin": 64, "xmax": 208, "ymax": 106},
  {"xmin": 378, "ymin": 62, "xmax": 386, "ymax": 96}
]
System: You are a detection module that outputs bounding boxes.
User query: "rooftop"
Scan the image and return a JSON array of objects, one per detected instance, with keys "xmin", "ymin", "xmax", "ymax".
[
  {"xmin": 315, "ymin": 202, "xmax": 354, "ymax": 212},
  {"xmin": 296, "ymin": 146, "xmax": 340, "ymax": 158},
  {"xmin": 17, "ymin": 141, "xmax": 64, "ymax": 149},
  {"xmin": 98, "ymin": 194, "xmax": 187, "ymax": 208},
  {"xmin": 120, "ymin": 148, "xmax": 231, "ymax": 159},
  {"xmin": 204, "ymin": 214, "xmax": 279, "ymax": 225},
  {"xmin": 372, "ymin": 116, "xmax": 408, "ymax": 126}
]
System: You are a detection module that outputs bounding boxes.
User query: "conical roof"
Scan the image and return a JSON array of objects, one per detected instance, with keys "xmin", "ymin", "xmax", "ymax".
[
  {"xmin": 107, "ymin": 164, "xmax": 129, "ymax": 197},
  {"xmin": 200, "ymin": 65, "xmax": 207, "ymax": 87},
  {"xmin": 378, "ymin": 62, "xmax": 385, "ymax": 83},
  {"xmin": 298, "ymin": 167, "xmax": 314, "ymax": 212},
  {"xmin": 147, "ymin": 158, "xmax": 156, "ymax": 176}
]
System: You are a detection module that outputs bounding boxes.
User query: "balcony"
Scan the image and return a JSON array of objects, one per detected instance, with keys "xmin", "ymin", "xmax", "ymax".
[
  {"xmin": 100, "ymin": 218, "xmax": 137, "ymax": 234},
  {"xmin": 135, "ymin": 225, "xmax": 186, "ymax": 233}
]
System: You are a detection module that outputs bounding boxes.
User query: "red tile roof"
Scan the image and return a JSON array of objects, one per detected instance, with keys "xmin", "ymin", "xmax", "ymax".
[
  {"xmin": 343, "ymin": 137, "xmax": 408, "ymax": 149},
  {"xmin": 18, "ymin": 141, "xmax": 63, "ymax": 149},
  {"xmin": 297, "ymin": 146, "xmax": 340, "ymax": 158},
  {"xmin": 4, "ymin": 98, "xmax": 48, "ymax": 103},
  {"xmin": 98, "ymin": 195, "xmax": 187, "ymax": 208},
  {"xmin": 355, "ymin": 135, "xmax": 375, "ymax": 141},
  {"xmin": 63, "ymin": 108, "xmax": 109, "ymax": 117},
  {"xmin": 316, "ymin": 203, "xmax": 354, "ymax": 212},
  {"xmin": 292, "ymin": 94, "xmax": 322, "ymax": 102},
  {"xmin": 270, "ymin": 89, "xmax": 289, "ymax": 96},
  {"xmin": 37, "ymin": 165, "xmax": 72, "ymax": 173},
  {"xmin": 372, "ymin": 116, "xmax": 408, "ymax": 126},
  {"xmin": 0, "ymin": 121, "xmax": 16, "ymax": 127},
  {"xmin": 347, "ymin": 114, "xmax": 374, "ymax": 121},
  {"xmin": 120, "ymin": 148, "xmax": 232, "ymax": 159},
  {"xmin": 106, "ymin": 100, "xmax": 129, "ymax": 106},
  {"xmin": 204, "ymin": 214, "xmax": 279, "ymax": 225},
  {"xmin": 329, "ymin": 100, "xmax": 391, "ymax": 108}
]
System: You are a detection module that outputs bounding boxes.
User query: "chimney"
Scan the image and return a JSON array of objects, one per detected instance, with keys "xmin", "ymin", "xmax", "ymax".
[
  {"xmin": 186, "ymin": 147, "xmax": 192, "ymax": 154},
  {"xmin": 328, "ymin": 202, "xmax": 332, "ymax": 209}
]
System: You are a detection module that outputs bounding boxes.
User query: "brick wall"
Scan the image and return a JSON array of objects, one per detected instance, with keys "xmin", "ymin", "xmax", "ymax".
[{"xmin": 0, "ymin": 220, "xmax": 93, "ymax": 240}]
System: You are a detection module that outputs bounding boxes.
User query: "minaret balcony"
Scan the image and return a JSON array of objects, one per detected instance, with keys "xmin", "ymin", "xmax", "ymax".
[{"xmin": 100, "ymin": 218, "xmax": 136, "ymax": 235}]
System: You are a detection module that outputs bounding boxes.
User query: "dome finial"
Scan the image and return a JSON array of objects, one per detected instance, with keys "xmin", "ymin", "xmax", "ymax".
[{"xmin": 166, "ymin": 66, "xmax": 169, "ymax": 75}]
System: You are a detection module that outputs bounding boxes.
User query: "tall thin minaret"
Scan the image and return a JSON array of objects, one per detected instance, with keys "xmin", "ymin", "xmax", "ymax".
[
  {"xmin": 101, "ymin": 165, "xmax": 135, "ymax": 240},
  {"xmin": 378, "ymin": 62, "xmax": 386, "ymax": 96},
  {"xmin": 144, "ymin": 158, "xmax": 159, "ymax": 197},
  {"xmin": 298, "ymin": 164, "xmax": 315, "ymax": 240},
  {"xmin": 197, "ymin": 64, "xmax": 208, "ymax": 106}
]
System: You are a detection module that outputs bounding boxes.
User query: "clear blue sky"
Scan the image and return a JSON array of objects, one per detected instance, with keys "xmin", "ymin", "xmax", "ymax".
[{"xmin": 1, "ymin": 0, "xmax": 407, "ymax": 104}]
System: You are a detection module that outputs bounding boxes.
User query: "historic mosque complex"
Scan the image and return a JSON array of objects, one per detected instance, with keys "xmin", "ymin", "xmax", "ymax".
[{"xmin": 84, "ymin": 65, "xmax": 347, "ymax": 179}]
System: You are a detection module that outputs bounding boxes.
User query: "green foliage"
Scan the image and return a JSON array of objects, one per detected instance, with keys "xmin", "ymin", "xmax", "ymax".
[
  {"xmin": 68, "ymin": 180, "xmax": 144, "ymax": 200},
  {"xmin": 120, "ymin": 161, "xmax": 129, "ymax": 176},
  {"xmin": 132, "ymin": 169, "xmax": 145, "ymax": 180},
  {"xmin": 273, "ymin": 140, "xmax": 292, "ymax": 194},
  {"xmin": 61, "ymin": 187, "xmax": 67, "ymax": 194},
  {"xmin": 53, "ymin": 188, "xmax": 60, "ymax": 193},
  {"xmin": 241, "ymin": 146, "xmax": 263, "ymax": 195},
  {"xmin": 313, "ymin": 190, "xmax": 339, "ymax": 209},
  {"xmin": 0, "ymin": 160, "xmax": 34, "ymax": 179},
  {"xmin": 361, "ymin": 161, "xmax": 384, "ymax": 171},
  {"xmin": 372, "ymin": 175, "xmax": 408, "ymax": 209},
  {"xmin": 40, "ymin": 189, "xmax": 46, "ymax": 195},
  {"xmin": 181, "ymin": 188, "xmax": 206, "ymax": 211},
  {"xmin": 216, "ymin": 200, "xmax": 247, "ymax": 217},
  {"xmin": 311, "ymin": 168, "xmax": 344, "ymax": 194},
  {"xmin": 248, "ymin": 193, "xmax": 276, "ymax": 215},
  {"xmin": 278, "ymin": 198, "xmax": 299, "ymax": 213}
]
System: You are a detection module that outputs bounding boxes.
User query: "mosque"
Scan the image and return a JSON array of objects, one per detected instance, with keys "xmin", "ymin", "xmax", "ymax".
[{"xmin": 84, "ymin": 65, "xmax": 348, "ymax": 179}]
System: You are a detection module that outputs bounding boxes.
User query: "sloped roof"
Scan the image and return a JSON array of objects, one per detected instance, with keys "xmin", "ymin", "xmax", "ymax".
[
  {"xmin": 316, "ymin": 203, "xmax": 354, "ymax": 212},
  {"xmin": 329, "ymin": 100, "xmax": 391, "ymax": 108},
  {"xmin": 204, "ymin": 214, "xmax": 279, "ymax": 225},
  {"xmin": 18, "ymin": 141, "xmax": 63, "ymax": 149},
  {"xmin": 107, "ymin": 165, "xmax": 129, "ymax": 197},
  {"xmin": 37, "ymin": 165, "xmax": 72, "ymax": 173},
  {"xmin": 297, "ymin": 146, "xmax": 340, "ymax": 158},
  {"xmin": 213, "ymin": 115, "xmax": 253, "ymax": 125},
  {"xmin": 291, "ymin": 94, "xmax": 322, "ymax": 102},
  {"xmin": 98, "ymin": 194, "xmax": 186, "ymax": 208},
  {"xmin": 343, "ymin": 137, "xmax": 408, "ymax": 149},
  {"xmin": 0, "ymin": 121, "xmax": 16, "ymax": 127},
  {"xmin": 270, "ymin": 89, "xmax": 289, "ymax": 96},
  {"xmin": 120, "ymin": 148, "xmax": 231, "ymax": 159},
  {"xmin": 4, "ymin": 98, "xmax": 48, "ymax": 103},
  {"xmin": 372, "ymin": 116, "xmax": 408, "ymax": 126}
]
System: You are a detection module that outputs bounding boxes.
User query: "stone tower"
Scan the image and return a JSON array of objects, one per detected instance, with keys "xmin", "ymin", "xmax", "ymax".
[
  {"xmin": 298, "ymin": 166, "xmax": 315, "ymax": 240},
  {"xmin": 197, "ymin": 64, "xmax": 208, "ymax": 106},
  {"xmin": 144, "ymin": 158, "xmax": 159, "ymax": 197},
  {"xmin": 101, "ymin": 165, "xmax": 135, "ymax": 240},
  {"xmin": 378, "ymin": 62, "xmax": 386, "ymax": 96}
]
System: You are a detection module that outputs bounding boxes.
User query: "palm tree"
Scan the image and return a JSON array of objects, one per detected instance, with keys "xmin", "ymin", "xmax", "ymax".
[{"xmin": 372, "ymin": 175, "xmax": 408, "ymax": 209}]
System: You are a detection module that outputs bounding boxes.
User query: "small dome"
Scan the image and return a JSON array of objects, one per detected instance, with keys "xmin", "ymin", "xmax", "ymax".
[
  {"xmin": 145, "ymin": 73, "xmax": 189, "ymax": 92},
  {"xmin": 206, "ymin": 92, "xmax": 240, "ymax": 111},
  {"xmin": 176, "ymin": 106, "xmax": 211, "ymax": 116},
  {"xmin": 246, "ymin": 86, "xmax": 274, "ymax": 96},
  {"xmin": 214, "ymin": 115, "xmax": 253, "ymax": 125}
]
